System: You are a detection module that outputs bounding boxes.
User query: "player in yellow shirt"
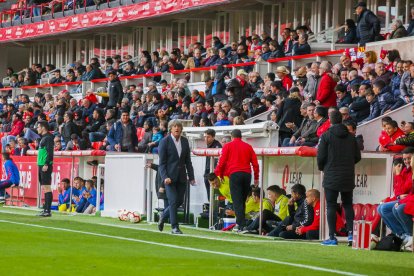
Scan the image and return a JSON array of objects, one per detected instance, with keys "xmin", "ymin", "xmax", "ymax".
[
  {"xmin": 243, "ymin": 185, "xmax": 289, "ymax": 234},
  {"xmin": 207, "ymin": 173, "xmax": 232, "ymax": 203}
]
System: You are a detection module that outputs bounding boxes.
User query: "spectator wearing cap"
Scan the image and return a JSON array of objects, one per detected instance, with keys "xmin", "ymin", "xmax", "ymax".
[
  {"xmin": 275, "ymin": 66, "xmax": 293, "ymax": 90},
  {"xmin": 400, "ymin": 64, "xmax": 414, "ymax": 103},
  {"xmin": 355, "ymin": 2, "xmax": 381, "ymax": 45},
  {"xmin": 1, "ymin": 113, "xmax": 24, "ymax": 152},
  {"xmin": 49, "ymin": 70, "xmax": 66, "ymax": 84},
  {"xmin": 292, "ymin": 33, "xmax": 311, "ymax": 56},
  {"xmin": 389, "ymin": 19, "xmax": 408, "ymax": 40},
  {"xmin": 107, "ymin": 71, "xmax": 124, "ymax": 110},
  {"xmin": 315, "ymin": 61, "xmax": 337, "ymax": 108}
]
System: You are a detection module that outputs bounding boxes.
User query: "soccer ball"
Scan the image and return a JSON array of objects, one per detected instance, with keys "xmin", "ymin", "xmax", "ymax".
[
  {"xmin": 118, "ymin": 209, "xmax": 130, "ymax": 221},
  {"xmin": 369, "ymin": 234, "xmax": 379, "ymax": 250},
  {"xmin": 128, "ymin": 211, "xmax": 141, "ymax": 223}
]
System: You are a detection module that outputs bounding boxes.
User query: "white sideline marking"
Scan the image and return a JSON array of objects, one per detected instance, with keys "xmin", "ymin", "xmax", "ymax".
[
  {"xmin": 98, "ymin": 222, "xmax": 320, "ymax": 245},
  {"xmin": 0, "ymin": 209, "xmax": 319, "ymax": 245},
  {"xmin": 0, "ymin": 219, "xmax": 365, "ymax": 276}
]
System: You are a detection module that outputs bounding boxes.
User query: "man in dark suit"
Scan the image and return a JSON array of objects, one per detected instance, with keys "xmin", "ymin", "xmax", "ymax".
[{"xmin": 158, "ymin": 120, "xmax": 195, "ymax": 234}]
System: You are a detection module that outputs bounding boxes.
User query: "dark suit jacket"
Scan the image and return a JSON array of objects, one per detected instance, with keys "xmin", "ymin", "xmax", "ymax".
[{"xmin": 158, "ymin": 135, "xmax": 195, "ymax": 184}]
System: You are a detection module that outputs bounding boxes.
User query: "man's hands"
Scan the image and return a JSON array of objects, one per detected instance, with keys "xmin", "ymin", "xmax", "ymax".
[
  {"xmin": 42, "ymin": 165, "xmax": 48, "ymax": 172},
  {"xmin": 286, "ymin": 225, "xmax": 293, "ymax": 231},
  {"xmin": 295, "ymin": 226, "xmax": 303, "ymax": 235},
  {"xmin": 164, "ymin": 178, "xmax": 172, "ymax": 185}
]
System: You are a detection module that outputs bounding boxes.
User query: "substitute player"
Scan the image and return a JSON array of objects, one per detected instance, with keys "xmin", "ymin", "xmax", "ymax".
[{"xmin": 36, "ymin": 121, "xmax": 55, "ymax": 217}]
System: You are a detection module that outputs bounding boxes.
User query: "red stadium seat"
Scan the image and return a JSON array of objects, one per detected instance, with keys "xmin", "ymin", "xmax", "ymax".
[
  {"xmin": 362, "ymin": 204, "xmax": 373, "ymax": 221},
  {"xmin": 353, "ymin": 204, "xmax": 363, "ymax": 220}
]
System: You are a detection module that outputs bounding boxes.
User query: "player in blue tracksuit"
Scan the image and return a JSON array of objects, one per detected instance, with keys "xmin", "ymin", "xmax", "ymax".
[
  {"xmin": 0, "ymin": 153, "xmax": 20, "ymax": 202},
  {"xmin": 72, "ymin": 176, "xmax": 85, "ymax": 209},
  {"xmin": 58, "ymin": 178, "xmax": 72, "ymax": 211},
  {"xmin": 76, "ymin": 179, "xmax": 96, "ymax": 213}
]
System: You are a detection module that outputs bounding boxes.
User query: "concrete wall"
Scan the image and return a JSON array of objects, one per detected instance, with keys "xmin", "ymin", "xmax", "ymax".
[
  {"xmin": 356, "ymin": 103, "xmax": 413, "ymax": 151},
  {"xmin": 0, "ymin": 46, "xmax": 30, "ymax": 77},
  {"xmin": 365, "ymin": 36, "xmax": 414, "ymax": 60}
]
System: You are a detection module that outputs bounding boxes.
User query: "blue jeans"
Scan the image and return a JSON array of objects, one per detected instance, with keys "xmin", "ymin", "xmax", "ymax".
[
  {"xmin": 378, "ymin": 201, "xmax": 405, "ymax": 236},
  {"xmin": 392, "ymin": 203, "xmax": 413, "ymax": 236},
  {"xmin": 0, "ymin": 180, "xmax": 13, "ymax": 197},
  {"xmin": 282, "ymin": 138, "xmax": 293, "ymax": 147},
  {"xmin": 24, "ymin": 128, "xmax": 40, "ymax": 142}
]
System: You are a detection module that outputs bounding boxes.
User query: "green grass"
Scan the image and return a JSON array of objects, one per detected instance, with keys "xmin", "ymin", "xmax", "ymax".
[{"xmin": 0, "ymin": 207, "xmax": 413, "ymax": 276}]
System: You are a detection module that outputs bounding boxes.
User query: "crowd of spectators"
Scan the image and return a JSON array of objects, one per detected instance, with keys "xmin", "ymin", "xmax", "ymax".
[{"xmin": 1, "ymin": 39, "xmax": 414, "ymax": 155}]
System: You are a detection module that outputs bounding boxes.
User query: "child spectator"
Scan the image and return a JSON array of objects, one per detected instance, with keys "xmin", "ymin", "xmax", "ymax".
[
  {"xmin": 147, "ymin": 125, "xmax": 163, "ymax": 153},
  {"xmin": 396, "ymin": 122, "xmax": 414, "ymax": 147},
  {"xmin": 372, "ymin": 80, "xmax": 398, "ymax": 114},
  {"xmin": 214, "ymin": 111, "xmax": 231, "ymax": 126},
  {"xmin": 58, "ymin": 178, "xmax": 72, "ymax": 212},
  {"xmin": 335, "ymin": 84, "xmax": 352, "ymax": 108},
  {"xmin": 379, "ymin": 120, "xmax": 406, "ymax": 152}
]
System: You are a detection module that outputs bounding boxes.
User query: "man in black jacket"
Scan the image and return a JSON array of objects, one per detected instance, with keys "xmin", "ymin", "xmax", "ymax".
[
  {"xmin": 267, "ymin": 184, "xmax": 313, "ymax": 238},
  {"xmin": 355, "ymin": 2, "xmax": 381, "ymax": 45},
  {"xmin": 158, "ymin": 120, "xmax": 195, "ymax": 234},
  {"xmin": 107, "ymin": 71, "xmax": 123, "ymax": 110},
  {"xmin": 203, "ymin": 129, "xmax": 222, "ymax": 199},
  {"xmin": 60, "ymin": 112, "xmax": 81, "ymax": 147},
  {"xmin": 318, "ymin": 110, "xmax": 361, "ymax": 246}
]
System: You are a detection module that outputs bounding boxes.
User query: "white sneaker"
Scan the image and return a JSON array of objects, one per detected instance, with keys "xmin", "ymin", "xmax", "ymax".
[{"xmin": 404, "ymin": 236, "xmax": 413, "ymax": 250}]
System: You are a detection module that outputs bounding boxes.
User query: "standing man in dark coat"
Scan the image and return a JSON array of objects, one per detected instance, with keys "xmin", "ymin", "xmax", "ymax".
[
  {"xmin": 203, "ymin": 129, "xmax": 222, "ymax": 200},
  {"xmin": 158, "ymin": 120, "xmax": 195, "ymax": 234},
  {"xmin": 107, "ymin": 71, "xmax": 123, "ymax": 110},
  {"xmin": 318, "ymin": 110, "xmax": 361, "ymax": 246},
  {"xmin": 355, "ymin": 2, "xmax": 381, "ymax": 45}
]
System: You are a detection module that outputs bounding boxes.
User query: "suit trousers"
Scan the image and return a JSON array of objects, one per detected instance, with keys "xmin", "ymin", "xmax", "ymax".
[
  {"xmin": 230, "ymin": 172, "xmax": 252, "ymax": 227},
  {"xmin": 163, "ymin": 180, "xmax": 186, "ymax": 228}
]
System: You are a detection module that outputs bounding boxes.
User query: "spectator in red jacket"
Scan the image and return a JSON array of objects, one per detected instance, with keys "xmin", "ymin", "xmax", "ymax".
[
  {"xmin": 372, "ymin": 148, "xmax": 414, "ymax": 238},
  {"xmin": 295, "ymin": 189, "xmax": 320, "ymax": 240},
  {"xmin": 379, "ymin": 120, "xmax": 406, "ymax": 152},
  {"xmin": 275, "ymin": 66, "xmax": 293, "ymax": 90},
  {"xmin": 1, "ymin": 113, "xmax": 25, "ymax": 152},
  {"xmin": 316, "ymin": 61, "xmax": 337, "ymax": 108},
  {"xmin": 215, "ymin": 129, "xmax": 259, "ymax": 232}
]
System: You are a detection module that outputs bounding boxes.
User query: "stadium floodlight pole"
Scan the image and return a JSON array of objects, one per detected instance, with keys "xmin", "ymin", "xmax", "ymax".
[
  {"xmin": 258, "ymin": 157, "xmax": 264, "ymax": 235},
  {"xmin": 209, "ymin": 156, "xmax": 214, "ymax": 230}
]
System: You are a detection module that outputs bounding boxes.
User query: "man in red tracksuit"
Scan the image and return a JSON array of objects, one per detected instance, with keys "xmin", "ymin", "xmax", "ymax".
[
  {"xmin": 296, "ymin": 189, "xmax": 320, "ymax": 240},
  {"xmin": 215, "ymin": 129, "xmax": 259, "ymax": 232}
]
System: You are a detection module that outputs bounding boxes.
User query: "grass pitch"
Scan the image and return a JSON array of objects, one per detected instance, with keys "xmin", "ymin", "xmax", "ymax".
[{"xmin": 0, "ymin": 207, "xmax": 413, "ymax": 276}]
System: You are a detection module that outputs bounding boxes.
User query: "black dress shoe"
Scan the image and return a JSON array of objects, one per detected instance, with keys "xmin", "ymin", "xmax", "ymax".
[
  {"xmin": 158, "ymin": 217, "xmax": 164, "ymax": 232},
  {"xmin": 171, "ymin": 227, "xmax": 183, "ymax": 234}
]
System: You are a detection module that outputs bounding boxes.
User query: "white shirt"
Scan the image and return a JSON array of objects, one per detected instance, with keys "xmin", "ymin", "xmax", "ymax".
[{"xmin": 171, "ymin": 134, "xmax": 182, "ymax": 157}]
